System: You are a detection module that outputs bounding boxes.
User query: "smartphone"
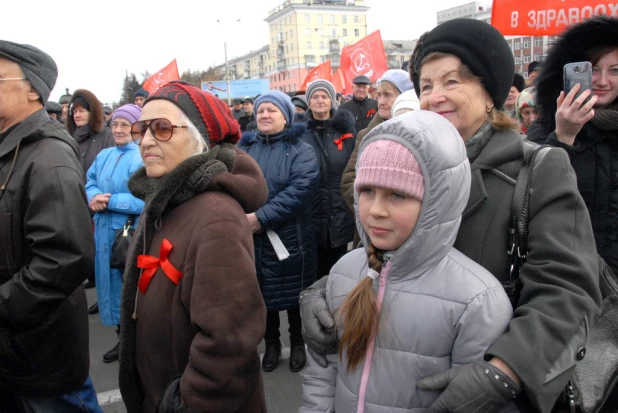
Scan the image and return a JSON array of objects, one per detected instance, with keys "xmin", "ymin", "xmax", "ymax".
[{"xmin": 563, "ymin": 61, "xmax": 593, "ymax": 102}]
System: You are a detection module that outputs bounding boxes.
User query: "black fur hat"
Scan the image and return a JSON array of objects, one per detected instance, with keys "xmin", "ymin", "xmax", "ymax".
[
  {"xmin": 535, "ymin": 16, "xmax": 618, "ymax": 126},
  {"xmin": 410, "ymin": 18, "xmax": 514, "ymax": 110}
]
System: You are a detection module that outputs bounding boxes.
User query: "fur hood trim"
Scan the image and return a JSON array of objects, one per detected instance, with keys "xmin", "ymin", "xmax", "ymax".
[
  {"xmin": 65, "ymin": 89, "xmax": 106, "ymax": 135},
  {"xmin": 306, "ymin": 108, "xmax": 356, "ymax": 134},
  {"xmin": 239, "ymin": 122, "xmax": 306, "ymax": 147},
  {"xmin": 535, "ymin": 16, "xmax": 618, "ymax": 126}
]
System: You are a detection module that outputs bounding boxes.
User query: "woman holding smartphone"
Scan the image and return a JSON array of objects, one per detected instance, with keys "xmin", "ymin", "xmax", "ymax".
[{"xmin": 528, "ymin": 16, "xmax": 618, "ymax": 277}]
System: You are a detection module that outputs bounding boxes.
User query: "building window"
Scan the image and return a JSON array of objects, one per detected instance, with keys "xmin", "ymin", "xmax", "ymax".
[
  {"xmin": 354, "ymin": 15, "xmax": 359, "ymax": 23},
  {"xmin": 534, "ymin": 54, "xmax": 542, "ymax": 61},
  {"xmin": 354, "ymin": 28, "xmax": 360, "ymax": 37},
  {"xmin": 319, "ymin": 41, "xmax": 325, "ymax": 49},
  {"xmin": 285, "ymin": 32, "xmax": 288, "ymax": 40},
  {"xmin": 343, "ymin": 28, "xmax": 348, "ymax": 36},
  {"xmin": 320, "ymin": 55, "xmax": 326, "ymax": 63},
  {"xmin": 291, "ymin": 43, "xmax": 294, "ymax": 51},
  {"xmin": 342, "ymin": 15, "xmax": 347, "ymax": 24},
  {"xmin": 344, "ymin": 41, "xmax": 349, "ymax": 46},
  {"xmin": 523, "ymin": 55, "xmax": 531, "ymax": 63},
  {"xmin": 318, "ymin": 15, "xmax": 323, "ymax": 23},
  {"xmin": 331, "ymin": 15, "xmax": 335, "ymax": 23},
  {"xmin": 515, "ymin": 57, "xmax": 521, "ymax": 64},
  {"xmin": 305, "ymin": 14, "xmax": 310, "ymax": 22},
  {"xmin": 305, "ymin": 28, "xmax": 310, "ymax": 36},
  {"xmin": 306, "ymin": 55, "xmax": 315, "ymax": 63},
  {"xmin": 307, "ymin": 42, "xmax": 312, "ymax": 49},
  {"xmin": 318, "ymin": 28, "xmax": 324, "ymax": 36},
  {"xmin": 523, "ymin": 41, "xmax": 530, "ymax": 48},
  {"xmin": 514, "ymin": 42, "xmax": 520, "ymax": 49},
  {"xmin": 535, "ymin": 38, "xmax": 543, "ymax": 46},
  {"xmin": 331, "ymin": 29, "xmax": 336, "ymax": 38},
  {"xmin": 524, "ymin": 71, "xmax": 529, "ymax": 79}
]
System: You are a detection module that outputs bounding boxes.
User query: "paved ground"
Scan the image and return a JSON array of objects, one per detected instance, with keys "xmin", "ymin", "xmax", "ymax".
[{"xmin": 86, "ymin": 288, "xmax": 304, "ymax": 412}]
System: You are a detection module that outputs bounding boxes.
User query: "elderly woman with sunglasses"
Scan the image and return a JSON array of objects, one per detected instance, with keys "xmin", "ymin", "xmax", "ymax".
[
  {"xmin": 118, "ymin": 81, "xmax": 268, "ymax": 413},
  {"xmin": 85, "ymin": 104, "xmax": 144, "ymax": 365}
]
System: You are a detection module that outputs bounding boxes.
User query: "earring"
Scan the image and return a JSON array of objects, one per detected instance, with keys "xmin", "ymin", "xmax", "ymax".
[{"xmin": 486, "ymin": 104, "xmax": 494, "ymax": 113}]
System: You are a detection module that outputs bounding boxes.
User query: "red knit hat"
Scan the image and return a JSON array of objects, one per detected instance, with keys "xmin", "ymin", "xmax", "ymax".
[{"xmin": 144, "ymin": 81, "xmax": 241, "ymax": 147}]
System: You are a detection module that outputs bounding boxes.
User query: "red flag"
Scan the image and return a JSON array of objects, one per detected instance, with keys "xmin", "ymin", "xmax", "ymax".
[
  {"xmin": 143, "ymin": 59, "xmax": 180, "ymax": 94},
  {"xmin": 301, "ymin": 60, "xmax": 332, "ymax": 91},
  {"xmin": 491, "ymin": 0, "xmax": 614, "ymax": 36},
  {"xmin": 339, "ymin": 30, "xmax": 388, "ymax": 93},
  {"xmin": 330, "ymin": 70, "xmax": 345, "ymax": 93}
]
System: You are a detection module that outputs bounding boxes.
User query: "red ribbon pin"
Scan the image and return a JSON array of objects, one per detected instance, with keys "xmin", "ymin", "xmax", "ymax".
[
  {"xmin": 137, "ymin": 239, "xmax": 183, "ymax": 294},
  {"xmin": 334, "ymin": 133, "xmax": 354, "ymax": 151}
]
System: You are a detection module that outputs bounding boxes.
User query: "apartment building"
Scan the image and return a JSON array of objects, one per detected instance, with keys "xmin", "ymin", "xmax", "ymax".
[
  {"xmin": 438, "ymin": 2, "xmax": 558, "ymax": 79},
  {"xmin": 213, "ymin": 45, "xmax": 270, "ymax": 81},
  {"xmin": 264, "ymin": 0, "xmax": 369, "ymax": 92},
  {"xmin": 384, "ymin": 40, "xmax": 417, "ymax": 70}
]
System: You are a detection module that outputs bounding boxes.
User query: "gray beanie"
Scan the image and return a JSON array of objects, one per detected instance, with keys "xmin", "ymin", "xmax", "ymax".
[
  {"xmin": 0, "ymin": 40, "xmax": 58, "ymax": 104},
  {"xmin": 307, "ymin": 79, "xmax": 337, "ymax": 108}
]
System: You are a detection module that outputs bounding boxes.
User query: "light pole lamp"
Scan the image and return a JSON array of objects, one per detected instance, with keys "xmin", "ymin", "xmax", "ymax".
[{"xmin": 217, "ymin": 18, "xmax": 241, "ymax": 106}]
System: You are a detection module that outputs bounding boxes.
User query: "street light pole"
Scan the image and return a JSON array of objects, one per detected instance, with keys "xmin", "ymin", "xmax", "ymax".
[
  {"xmin": 224, "ymin": 42, "xmax": 231, "ymax": 106},
  {"xmin": 217, "ymin": 18, "xmax": 240, "ymax": 106}
]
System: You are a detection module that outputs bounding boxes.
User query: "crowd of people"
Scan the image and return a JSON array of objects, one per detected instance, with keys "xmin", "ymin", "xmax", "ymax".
[{"xmin": 0, "ymin": 13, "xmax": 617, "ymax": 413}]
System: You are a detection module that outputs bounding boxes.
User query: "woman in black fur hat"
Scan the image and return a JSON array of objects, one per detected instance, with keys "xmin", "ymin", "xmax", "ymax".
[{"xmin": 528, "ymin": 16, "xmax": 618, "ymax": 277}]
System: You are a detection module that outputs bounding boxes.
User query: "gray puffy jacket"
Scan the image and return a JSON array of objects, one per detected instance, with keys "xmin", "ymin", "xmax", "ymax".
[{"xmin": 300, "ymin": 111, "xmax": 513, "ymax": 413}]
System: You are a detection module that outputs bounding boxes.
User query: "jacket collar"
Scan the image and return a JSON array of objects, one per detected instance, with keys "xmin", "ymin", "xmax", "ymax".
[
  {"xmin": 462, "ymin": 126, "xmax": 524, "ymax": 218},
  {"xmin": 0, "ymin": 109, "xmax": 76, "ymax": 159}
]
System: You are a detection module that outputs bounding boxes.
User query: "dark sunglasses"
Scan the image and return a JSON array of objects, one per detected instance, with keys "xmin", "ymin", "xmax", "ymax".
[{"xmin": 131, "ymin": 118, "xmax": 188, "ymax": 144}]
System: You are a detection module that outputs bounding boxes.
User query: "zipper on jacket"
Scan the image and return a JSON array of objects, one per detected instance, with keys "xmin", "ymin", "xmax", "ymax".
[{"xmin": 356, "ymin": 260, "xmax": 392, "ymax": 413}]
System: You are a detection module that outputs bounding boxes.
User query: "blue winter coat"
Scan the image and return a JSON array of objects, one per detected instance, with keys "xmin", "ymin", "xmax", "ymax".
[
  {"xmin": 239, "ymin": 123, "xmax": 320, "ymax": 310},
  {"xmin": 86, "ymin": 142, "xmax": 144, "ymax": 325}
]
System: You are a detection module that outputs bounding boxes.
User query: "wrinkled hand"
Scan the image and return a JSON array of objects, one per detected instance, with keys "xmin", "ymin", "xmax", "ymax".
[
  {"xmin": 417, "ymin": 360, "xmax": 521, "ymax": 413},
  {"xmin": 89, "ymin": 193, "xmax": 111, "ymax": 212},
  {"xmin": 555, "ymin": 84, "xmax": 598, "ymax": 145},
  {"xmin": 245, "ymin": 213, "xmax": 263, "ymax": 234},
  {"xmin": 300, "ymin": 288, "xmax": 338, "ymax": 368}
]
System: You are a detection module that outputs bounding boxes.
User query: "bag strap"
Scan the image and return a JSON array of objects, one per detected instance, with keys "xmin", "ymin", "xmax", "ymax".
[{"xmin": 507, "ymin": 145, "xmax": 550, "ymax": 281}]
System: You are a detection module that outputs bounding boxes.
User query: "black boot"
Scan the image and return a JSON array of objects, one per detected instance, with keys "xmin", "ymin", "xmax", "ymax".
[
  {"xmin": 88, "ymin": 302, "xmax": 99, "ymax": 315},
  {"xmin": 261, "ymin": 340, "xmax": 281, "ymax": 372},
  {"xmin": 103, "ymin": 326, "xmax": 120, "ymax": 363},
  {"xmin": 289, "ymin": 343, "xmax": 306, "ymax": 372}
]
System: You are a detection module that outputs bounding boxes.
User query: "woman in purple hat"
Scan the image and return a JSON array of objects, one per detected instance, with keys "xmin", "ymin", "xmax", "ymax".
[{"xmin": 85, "ymin": 104, "xmax": 145, "ymax": 363}]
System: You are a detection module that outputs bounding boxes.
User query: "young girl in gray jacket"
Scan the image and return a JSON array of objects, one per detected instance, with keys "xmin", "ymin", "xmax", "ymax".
[{"xmin": 300, "ymin": 111, "xmax": 515, "ymax": 413}]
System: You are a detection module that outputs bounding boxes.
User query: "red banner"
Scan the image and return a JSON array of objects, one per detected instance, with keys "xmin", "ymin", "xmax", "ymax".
[
  {"xmin": 301, "ymin": 60, "xmax": 332, "ymax": 91},
  {"xmin": 492, "ymin": 0, "xmax": 616, "ymax": 35},
  {"xmin": 339, "ymin": 30, "xmax": 388, "ymax": 93},
  {"xmin": 331, "ymin": 70, "xmax": 345, "ymax": 94},
  {"xmin": 143, "ymin": 59, "xmax": 180, "ymax": 94}
]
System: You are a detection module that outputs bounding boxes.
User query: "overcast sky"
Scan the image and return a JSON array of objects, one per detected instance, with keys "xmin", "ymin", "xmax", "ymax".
[{"xmin": 2, "ymin": 0, "xmax": 481, "ymax": 104}]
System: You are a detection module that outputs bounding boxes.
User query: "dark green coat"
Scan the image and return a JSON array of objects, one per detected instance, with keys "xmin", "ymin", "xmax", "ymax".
[{"xmin": 456, "ymin": 125, "xmax": 601, "ymax": 412}]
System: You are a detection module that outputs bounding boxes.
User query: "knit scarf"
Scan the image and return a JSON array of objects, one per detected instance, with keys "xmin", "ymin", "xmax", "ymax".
[
  {"xmin": 591, "ymin": 106, "xmax": 618, "ymax": 131},
  {"xmin": 118, "ymin": 143, "xmax": 236, "ymax": 413}
]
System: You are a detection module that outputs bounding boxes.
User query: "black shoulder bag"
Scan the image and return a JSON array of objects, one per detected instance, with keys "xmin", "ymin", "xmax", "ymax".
[
  {"xmin": 506, "ymin": 146, "xmax": 618, "ymax": 413},
  {"xmin": 110, "ymin": 215, "xmax": 136, "ymax": 270}
]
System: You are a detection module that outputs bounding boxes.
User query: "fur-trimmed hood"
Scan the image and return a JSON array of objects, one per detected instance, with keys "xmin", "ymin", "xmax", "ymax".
[
  {"xmin": 239, "ymin": 122, "xmax": 306, "ymax": 147},
  {"xmin": 535, "ymin": 16, "xmax": 618, "ymax": 128},
  {"xmin": 306, "ymin": 108, "xmax": 356, "ymax": 134},
  {"xmin": 65, "ymin": 88, "xmax": 106, "ymax": 135}
]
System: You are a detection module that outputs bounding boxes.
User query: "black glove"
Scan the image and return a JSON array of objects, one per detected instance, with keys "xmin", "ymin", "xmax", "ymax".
[
  {"xmin": 299, "ymin": 288, "xmax": 338, "ymax": 368},
  {"xmin": 417, "ymin": 360, "xmax": 521, "ymax": 413},
  {"xmin": 156, "ymin": 376, "xmax": 187, "ymax": 413}
]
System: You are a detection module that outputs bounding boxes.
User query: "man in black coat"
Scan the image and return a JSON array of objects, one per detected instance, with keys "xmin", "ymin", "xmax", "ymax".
[
  {"xmin": 0, "ymin": 41, "xmax": 100, "ymax": 412},
  {"xmin": 338, "ymin": 74, "xmax": 378, "ymax": 132},
  {"xmin": 238, "ymin": 96, "xmax": 256, "ymax": 132}
]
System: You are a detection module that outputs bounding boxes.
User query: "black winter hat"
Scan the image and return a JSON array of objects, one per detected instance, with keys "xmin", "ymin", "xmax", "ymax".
[
  {"xmin": 410, "ymin": 18, "xmax": 514, "ymax": 110},
  {"xmin": 0, "ymin": 40, "xmax": 58, "ymax": 104},
  {"xmin": 513, "ymin": 73, "xmax": 526, "ymax": 93}
]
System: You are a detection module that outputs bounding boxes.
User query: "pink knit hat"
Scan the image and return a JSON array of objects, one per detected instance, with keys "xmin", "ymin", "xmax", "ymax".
[{"xmin": 355, "ymin": 140, "xmax": 424, "ymax": 200}]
